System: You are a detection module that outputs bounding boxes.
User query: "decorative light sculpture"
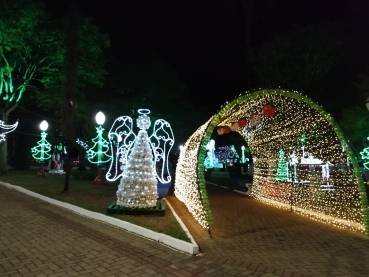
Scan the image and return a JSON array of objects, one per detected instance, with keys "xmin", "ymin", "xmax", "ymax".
[
  {"xmin": 275, "ymin": 150, "xmax": 288, "ymax": 182},
  {"xmin": 204, "ymin": 139, "xmax": 218, "ymax": 169},
  {"xmin": 288, "ymin": 151, "xmax": 299, "ymax": 183},
  {"xmin": 0, "ymin": 120, "xmax": 18, "ymax": 142},
  {"xmin": 360, "ymin": 138, "xmax": 369, "ymax": 170},
  {"xmin": 31, "ymin": 120, "xmax": 52, "ymax": 177},
  {"xmin": 87, "ymin": 111, "xmax": 111, "ymax": 185},
  {"xmin": 107, "ymin": 109, "xmax": 174, "ymax": 208},
  {"xmin": 175, "ymin": 89, "xmax": 369, "ymax": 235},
  {"xmin": 76, "ymin": 138, "xmax": 89, "ymax": 150}
]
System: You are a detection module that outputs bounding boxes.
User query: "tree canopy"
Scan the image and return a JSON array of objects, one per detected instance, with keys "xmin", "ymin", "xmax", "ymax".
[
  {"xmin": 0, "ymin": 0, "xmax": 109, "ymax": 119},
  {"xmin": 248, "ymin": 23, "xmax": 343, "ymax": 98},
  {"xmin": 0, "ymin": 0, "xmax": 109, "ymax": 174}
]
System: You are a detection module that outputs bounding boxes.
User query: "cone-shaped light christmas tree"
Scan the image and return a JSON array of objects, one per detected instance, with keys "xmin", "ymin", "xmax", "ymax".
[
  {"xmin": 116, "ymin": 110, "xmax": 158, "ymax": 208},
  {"xmin": 275, "ymin": 149, "xmax": 288, "ymax": 182}
]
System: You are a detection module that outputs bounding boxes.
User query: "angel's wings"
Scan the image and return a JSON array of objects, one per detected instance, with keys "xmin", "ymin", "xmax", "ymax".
[
  {"xmin": 106, "ymin": 116, "xmax": 136, "ymax": 182},
  {"xmin": 149, "ymin": 119, "xmax": 175, "ymax": 184}
]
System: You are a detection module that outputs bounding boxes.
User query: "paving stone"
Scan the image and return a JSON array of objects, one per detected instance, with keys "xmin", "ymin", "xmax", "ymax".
[{"xmin": 2, "ymin": 182, "xmax": 369, "ymax": 277}]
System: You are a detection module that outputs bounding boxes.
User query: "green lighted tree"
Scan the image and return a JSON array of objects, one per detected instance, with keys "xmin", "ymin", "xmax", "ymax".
[
  {"xmin": 86, "ymin": 126, "xmax": 111, "ymax": 166},
  {"xmin": 275, "ymin": 150, "xmax": 288, "ymax": 182},
  {"xmin": 31, "ymin": 132, "xmax": 52, "ymax": 162},
  {"xmin": 0, "ymin": 0, "xmax": 109, "ymax": 174}
]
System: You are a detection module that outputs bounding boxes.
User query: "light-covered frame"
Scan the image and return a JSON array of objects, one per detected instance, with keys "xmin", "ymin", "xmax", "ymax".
[{"xmin": 174, "ymin": 89, "xmax": 369, "ymax": 234}]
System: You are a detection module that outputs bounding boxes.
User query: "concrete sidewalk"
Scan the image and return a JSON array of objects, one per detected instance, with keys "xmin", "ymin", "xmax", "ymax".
[{"xmin": 0, "ymin": 185, "xmax": 279, "ymax": 277}]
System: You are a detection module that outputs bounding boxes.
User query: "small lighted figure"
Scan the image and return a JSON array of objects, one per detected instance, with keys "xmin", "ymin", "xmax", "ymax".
[
  {"xmin": 288, "ymin": 151, "xmax": 299, "ymax": 183},
  {"xmin": 204, "ymin": 139, "xmax": 218, "ymax": 169},
  {"xmin": 0, "ymin": 120, "xmax": 18, "ymax": 142},
  {"xmin": 31, "ymin": 120, "xmax": 52, "ymax": 177}
]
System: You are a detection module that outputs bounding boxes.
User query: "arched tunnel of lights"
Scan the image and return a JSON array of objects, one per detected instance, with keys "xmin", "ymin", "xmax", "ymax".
[{"xmin": 174, "ymin": 89, "xmax": 369, "ymax": 235}]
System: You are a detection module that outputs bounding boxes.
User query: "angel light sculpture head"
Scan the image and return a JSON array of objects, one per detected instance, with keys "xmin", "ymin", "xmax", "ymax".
[
  {"xmin": 0, "ymin": 120, "xmax": 18, "ymax": 143},
  {"xmin": 106, "ymin": 109, "xmax": 175, "ymax": 184}
]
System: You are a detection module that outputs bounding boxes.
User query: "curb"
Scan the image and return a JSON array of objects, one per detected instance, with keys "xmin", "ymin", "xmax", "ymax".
[{"xmin": 0, "ymin": 181, "xmax": 199, "ymax": 255}]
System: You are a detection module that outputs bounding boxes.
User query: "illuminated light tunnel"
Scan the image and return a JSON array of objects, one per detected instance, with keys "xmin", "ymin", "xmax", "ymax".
[{"xmin": 174, "ymin": 89, "xmax": 369, "ymax": 235}]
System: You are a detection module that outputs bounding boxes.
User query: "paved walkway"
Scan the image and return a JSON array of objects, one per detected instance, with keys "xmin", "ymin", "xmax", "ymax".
[
  {"xmin": 0, "ymin": 185, "xmax": 279, "ymax": 277},
  {"xmin": 166, "ymin": 183, "xmax": 369, "ymax": 277},
  {"xmin": 1, "ymin": 181, "xmax": 369, "ymax": 277}
]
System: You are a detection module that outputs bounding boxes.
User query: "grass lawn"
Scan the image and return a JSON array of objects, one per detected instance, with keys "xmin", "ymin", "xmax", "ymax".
[{"xmin": 0, "ymin": 169, "xmax": 191, "ymax": 242}]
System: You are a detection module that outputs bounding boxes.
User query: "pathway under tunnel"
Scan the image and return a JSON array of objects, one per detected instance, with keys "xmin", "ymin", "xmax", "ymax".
[{"xmin": 166, "ymin": 181, "xmax": 369, "ymax": 276}]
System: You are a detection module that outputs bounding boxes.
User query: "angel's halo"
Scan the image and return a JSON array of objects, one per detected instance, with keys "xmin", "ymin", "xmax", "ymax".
[{"xmin": 138, "ymin": 109, "xmax": 151, "ymax": 115}]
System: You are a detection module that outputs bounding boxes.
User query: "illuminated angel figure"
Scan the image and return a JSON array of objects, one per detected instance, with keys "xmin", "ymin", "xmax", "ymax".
[
  {"xmin": 0, "ymin": 120, "xmax": 18, "ymax": 142},
  {"xmin": 111, "ymin": 109, "xmax": 174, "ymax": 208},
  {"xmin": 106, "ymin": 109, "xmax": 174, "ymax": 184}
]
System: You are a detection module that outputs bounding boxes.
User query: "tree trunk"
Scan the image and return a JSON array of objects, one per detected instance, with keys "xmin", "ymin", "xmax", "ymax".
[
  {"xmin": 61, "ymin": 3, "xmax": 79, "ymax": 192},
  {"xmin": 0, "ymin": 138, "xmax": 7, "ymax": 175},
  {"xmin": 63, "ymin": 140, "xmax": 71, "ymax": 192},
  {"xmin": 0, "ymin": 114, "xmax": 8, "ymax": 175},
  {"xmin": 77, "ymin": 148, "xmax": 87, "ymax": 170}
]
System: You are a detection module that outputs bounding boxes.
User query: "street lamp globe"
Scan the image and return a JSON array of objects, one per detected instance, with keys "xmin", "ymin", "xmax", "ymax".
[
  {"xmin": 366, "ymin": 97, "xmax": 369, "ymax": 112},
  {"xmin": 40, "ymin": 120, "xmax": 48, "ymax": 131},
  {"xmin": 95, "ymin": 111, "xmax": 105, "ymax": 125},
  {"xmin": 241, "ymin": 146, "xmax": 245, "ymax": 150}
]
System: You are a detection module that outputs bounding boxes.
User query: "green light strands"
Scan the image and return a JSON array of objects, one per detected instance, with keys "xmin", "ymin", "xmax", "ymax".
[
  {"xmin": 31, "ymin": 120, "xmax": 52, "ymax": 162},
  {"xmin": 360, "ymin": 138, "xmax": 369, "ymax": 170},
  {"xmin": 87, "ymin": 112, "xmax": 111, "ymax": 166}
]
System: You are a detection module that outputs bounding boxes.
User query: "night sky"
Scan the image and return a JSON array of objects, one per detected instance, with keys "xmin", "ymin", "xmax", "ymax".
[{"xmin": 42, "ymin": 0, "xmax": 369, "ymax": 113}]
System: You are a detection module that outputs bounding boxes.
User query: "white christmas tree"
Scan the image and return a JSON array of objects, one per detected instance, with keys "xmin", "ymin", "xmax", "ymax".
[{"xmin": 116, "ymin": 110, "xmax": 158, "ymax": 208}]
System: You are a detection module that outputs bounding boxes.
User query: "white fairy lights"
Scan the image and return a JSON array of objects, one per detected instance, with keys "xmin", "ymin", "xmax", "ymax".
[
  {"xmin": 0, "ymin": 120, "xmax": 18, "ymax": 142},
  {"xmin": 106, "ymin": 110, "xmax": 174, "ymax": 184},
  {"xmin": 175, "ymin": 118, "xmax": 214, "ymax": 229},
  {"xmin": 176, "ymin": 89, "xmax": 369, "ymax": 234},
  {"xmin": 116, "ymin": 110, "xmax": 158, "ymax": 208},
  {"xmin": 106, "ymin": 116, "xmax": 136, "ymax": 182},
  {"xmin": 109, "ymin": 109, "xmax": 175, "ymax": 208}
]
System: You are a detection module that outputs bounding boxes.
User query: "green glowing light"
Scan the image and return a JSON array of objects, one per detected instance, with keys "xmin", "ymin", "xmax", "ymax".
[
  {"xmin": 276, "ymin": 149, "xmax": 288, "ymax": 182},
  {"xmin": 31, "ymin": 132, "xmax": 52, "ymax": 162},
  {"xmin": 87, "ymin": 126, "xmax": 111, "ymax": 166},
  {"xmin": 360, "ymin": 138, "xmax": 369, "ymax": 170}
]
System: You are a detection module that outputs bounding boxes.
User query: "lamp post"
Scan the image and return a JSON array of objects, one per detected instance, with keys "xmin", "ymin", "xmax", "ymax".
[
  {"xmin": 31, "ymin": 120, "xmax": 51, "ymax": 177},
  {"xmin": 87, "ymin": 112, "xmax": 111, "ymax": 185},
  {"xmin": 95, "ymin": 112, "xmax": 105, "ymax": 185}
]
